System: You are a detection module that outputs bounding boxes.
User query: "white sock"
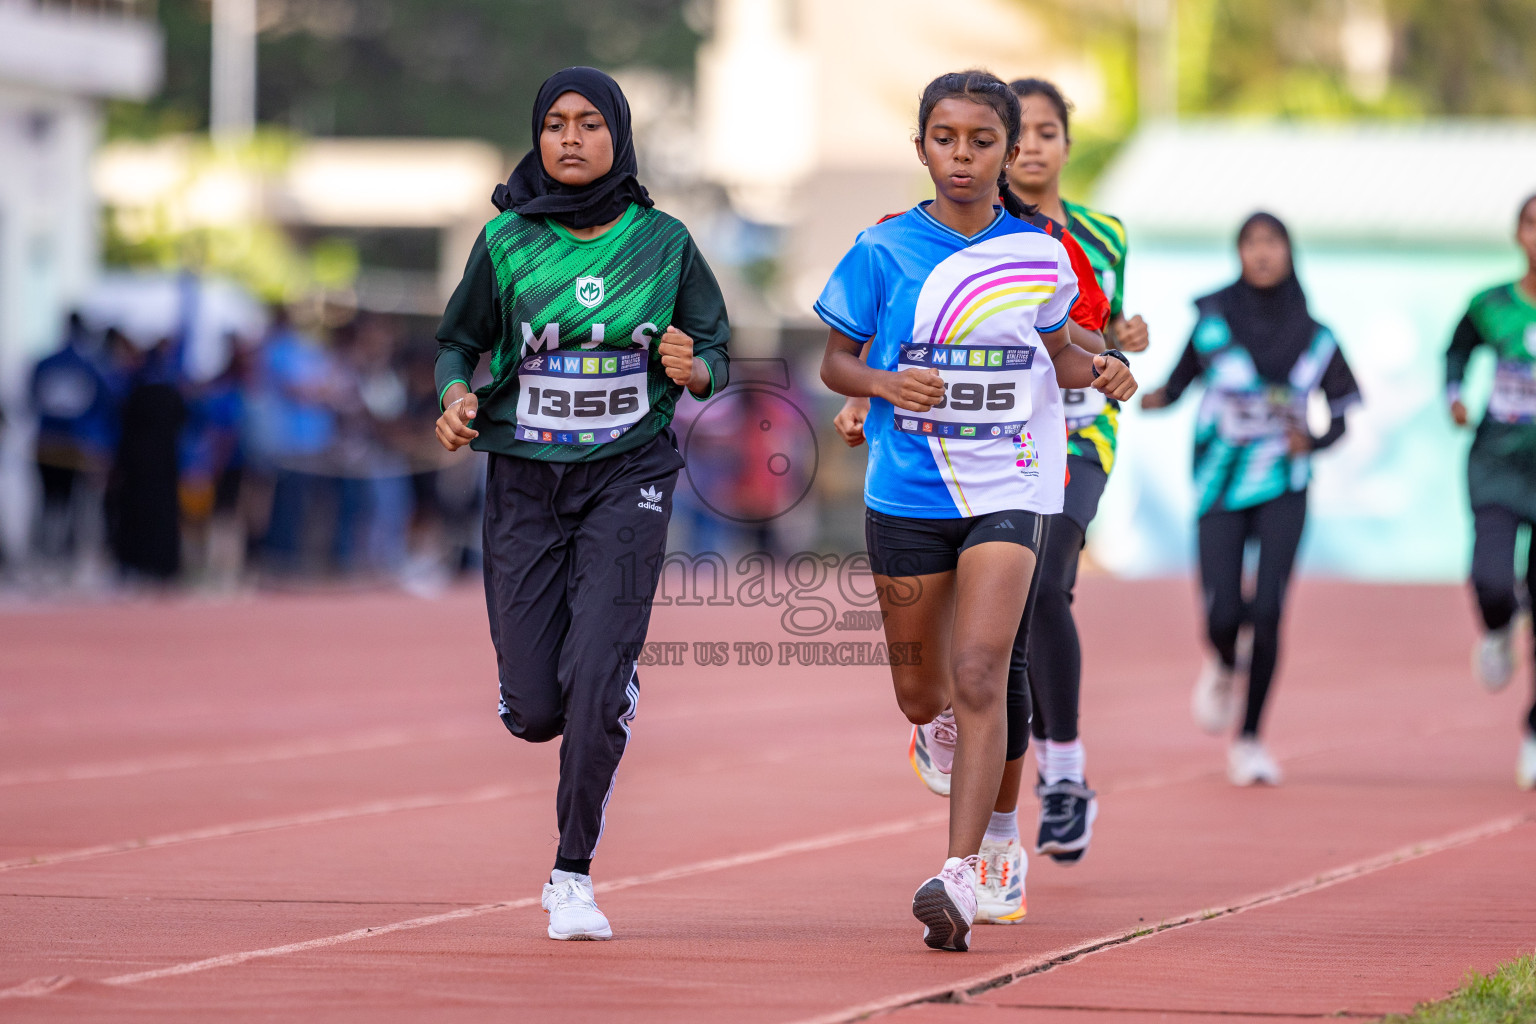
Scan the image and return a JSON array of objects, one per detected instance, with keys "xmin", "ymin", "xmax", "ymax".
[
  {"xmin": 984, "ymin": 809, "xmax": 1019, "ymax": 843},
  {"xmin": 550, "ymin": 868, "xmax": 589, "ymax": 885},
  {"xmin": 1041, "ymin": 739, "xmax": 1086, "ymax": 784}
]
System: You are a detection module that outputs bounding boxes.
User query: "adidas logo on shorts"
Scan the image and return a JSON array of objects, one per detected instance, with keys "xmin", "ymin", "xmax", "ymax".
[{"xmin": 637, "ymin": 486, "xmax": 665, "ymax": 513}]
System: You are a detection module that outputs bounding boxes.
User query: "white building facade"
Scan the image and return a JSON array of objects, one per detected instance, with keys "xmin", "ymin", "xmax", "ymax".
[{"xmin": 0, "ymin": 0, "xmax": 161, "ymax": 395}]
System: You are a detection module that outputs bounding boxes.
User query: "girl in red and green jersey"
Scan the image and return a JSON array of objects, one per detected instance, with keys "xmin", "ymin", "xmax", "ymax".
[
  {"xmin": 1446, "ymin": 193, "xmax": 1536, "ymax": 789},
  {"xmin": 997, "ymin": 77, "xmax": 1149, "ymax": 874}
]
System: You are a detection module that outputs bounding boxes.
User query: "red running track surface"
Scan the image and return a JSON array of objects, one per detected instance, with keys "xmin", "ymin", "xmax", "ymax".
[{"xmin": 0, "ymin": 579, "xmax": 1531, "ymax": 1022}]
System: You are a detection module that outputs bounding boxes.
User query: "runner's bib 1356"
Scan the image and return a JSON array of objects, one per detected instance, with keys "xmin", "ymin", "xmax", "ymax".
[
  {"xmin": 893, "ymin": 342, "xmax": 1032, "ymax": 440},
  {"xmin": 1487, "ymin": 360, "xmax": 1536, "ymax": 424},
  {"xmin": 513, "ymin": 348, "xmax": 651, "ymax": 446}
]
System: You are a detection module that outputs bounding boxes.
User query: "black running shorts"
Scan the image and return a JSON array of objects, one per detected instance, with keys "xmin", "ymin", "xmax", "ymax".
[{"xmin": 865, "ymin": 507, "xmax": 1043, "ymax": 577}]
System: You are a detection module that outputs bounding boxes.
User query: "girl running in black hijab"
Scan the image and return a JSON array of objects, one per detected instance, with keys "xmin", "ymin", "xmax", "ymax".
[
  {"xmin": 1447, "ymin": 194, "xmax": 1536, "ymax": 788},
  {"xmin": 1143, "ymin": 213, "xmax": 1359, "ymax": 785},
  {"xmin": 434, "ymin": 67, "xmax": 731, "ymax": 940}
]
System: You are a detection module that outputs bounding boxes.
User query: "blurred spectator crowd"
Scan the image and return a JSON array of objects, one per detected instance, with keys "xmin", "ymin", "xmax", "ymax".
[{"xmin": 15, "ymin": 307, "xmax": 484, "ymax": 594}]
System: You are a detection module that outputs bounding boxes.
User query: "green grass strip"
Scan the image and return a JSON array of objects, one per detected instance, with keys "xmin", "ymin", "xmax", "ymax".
[{"xmin": 1381, "ymin": 955, "xmax": 1536, "ymax": 1024}]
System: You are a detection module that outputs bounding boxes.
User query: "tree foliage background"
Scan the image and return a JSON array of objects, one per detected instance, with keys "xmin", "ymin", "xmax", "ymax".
[
  {"xmin": 1018, "ymin": 0, "xmax": 1536, "ymax": 196},
  {"xmin": 1028, "ymin": 0, "xmax": 1536, "ymax": 126},
  {"xmin": 116, "ymin": 0, "xmax": 1536, "ymax": 145},
  {"xmin": 111, "ymin": 0, "xmax": 702, "ymax": 142}
]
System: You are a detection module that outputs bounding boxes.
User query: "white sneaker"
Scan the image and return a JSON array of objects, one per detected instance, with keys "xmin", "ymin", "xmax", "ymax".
[
  {"xmin": 975, "ymin": 836, "xmax": 1026, "ymax": 924},
  {"xmin": 1192, "ymin": 658, "xmax": 1239, "ymax": 735},
  {"xmin": 1475, "ymin": 626, "xmax": 1516, "ymax": 693},
  {"xmin": 1518, "ymin": 734, "xmax": 1536, "ymax": 791},
  {"xmin": 1228, "ymin": 738, "xmax": 1282, "ymax": 786},
  {"xmin": 912, "ymin": 856, "xmax": 978, "ymax": 951},
  {"xmin": 541, "ymin": 873, "xmax": 612, "ymax": 940},
  {"xmin": 908, "ymin": 710, "xmax": 957, "ymax": 797}
]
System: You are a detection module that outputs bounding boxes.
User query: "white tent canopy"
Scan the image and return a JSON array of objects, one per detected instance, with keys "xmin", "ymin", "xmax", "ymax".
[{"xmin": 1095, "ymin": 120, "xmax": 1536, "ymax": 245}]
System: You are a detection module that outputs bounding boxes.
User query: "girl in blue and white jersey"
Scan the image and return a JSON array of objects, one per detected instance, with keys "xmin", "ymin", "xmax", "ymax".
[{"xmin": 815, "ymin": 69, "xmax": 1137, "ymax": 953}]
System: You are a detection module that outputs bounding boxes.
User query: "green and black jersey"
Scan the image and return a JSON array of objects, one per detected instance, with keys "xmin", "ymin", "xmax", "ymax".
[
  {"xmin": 1061, "ymin": 198, "xmax": 1129, "ymax": 473},
  {"xmin": 434, "ymin": 202, "xmax": 730, "ymax": 462},
  {"xmin": 1447, "ymin": 282, "xmax": 1536, "ymax": 521}
]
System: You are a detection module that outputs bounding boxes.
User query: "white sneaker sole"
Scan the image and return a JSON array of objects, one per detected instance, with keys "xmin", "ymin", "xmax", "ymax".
[
  {"xmin": 1228, "ymin": 763, "xmax": 1282, "ymax": 787},
  {"xmin": 547, "ymin": 924, "xmax": 613, "ymax": 941},
  {"xmin": 976, "ymin": 901, "xmax": 1027, "ymax": 925},
  {"xmin": 912, "ymin": 879, "xmax": 971, "ymax": 952}
]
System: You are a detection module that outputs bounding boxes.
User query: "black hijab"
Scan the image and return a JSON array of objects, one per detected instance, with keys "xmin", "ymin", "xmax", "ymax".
[
  {"xmin": 491, "ymin": 67, "xmax": 653, "ymax": 229},
  {"xmin": 1198, "ymin": 212, "xmax": 1319, "ymax": 383}
]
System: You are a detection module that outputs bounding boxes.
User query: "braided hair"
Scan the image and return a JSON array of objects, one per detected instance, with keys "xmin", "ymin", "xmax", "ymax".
[{"xmin": 916, "ymin": 69, "xmax": 1037, "ymax": 219}]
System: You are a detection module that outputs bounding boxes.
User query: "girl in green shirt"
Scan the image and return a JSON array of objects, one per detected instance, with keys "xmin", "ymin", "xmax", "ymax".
[
  {"xmin": 1446, "ymin": 192, "xmax": 1536, "ymax": 789},
  {"xmin": 433, "ymin": 67, "xmax": 731, "ymax": 940}
]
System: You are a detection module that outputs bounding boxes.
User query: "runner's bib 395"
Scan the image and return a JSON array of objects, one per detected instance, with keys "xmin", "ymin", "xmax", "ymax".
[
  {"xmin": 513, "ymin": 348, "xmax": 651, "ymax": 446},
  {"xmin": 1215, "ymin": 388, "xmax": 1301, "ymax": 444},
  {"xmin": 1487, "ymin": 360, "xmax": 1536, "ymax": 424},
  {"xmin": 893, "ymin": 342, "xmax": 1032, "ymax": 440}
]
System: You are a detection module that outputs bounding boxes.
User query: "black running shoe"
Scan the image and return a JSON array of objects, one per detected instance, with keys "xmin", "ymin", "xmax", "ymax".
[{"xmin": 1034, "ymin": 776, "xmax": 1098, "ymax": 861}]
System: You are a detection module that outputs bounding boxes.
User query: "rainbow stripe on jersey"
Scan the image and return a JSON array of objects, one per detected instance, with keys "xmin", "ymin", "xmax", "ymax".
[{"xmin": 929, "ymin": 262, "xmax": 1060, "ymax": 347}]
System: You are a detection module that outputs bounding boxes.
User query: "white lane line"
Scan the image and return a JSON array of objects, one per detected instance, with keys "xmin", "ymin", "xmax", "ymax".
[
  {"xmin": 0, "ymin": 737, "xmax": 883, "ymax": 875},
  {"xmin": 0, "ymin": 692, "xmax": 863, "ymax": 790},
  {"xmin": 0, "ymin": 725, "xmax": 479, "ymax": 788},
  {"xmin": 0, "ymin": 717, "xmax": 1510, "ymax": 998},
  {"xmin": 788, "ymin": 810, "xmax": 1536, "ymax": 1024},
  {"xmin": 0, "ymin": 784, "xmax": 525, "ymax": 873},
  {"xmin": 0, "ymin": 976, "xmax": 73, "ymax": 998},
  {"xmin": 0, "ymin": 811, "xmax": 949, "ymax": 997}
]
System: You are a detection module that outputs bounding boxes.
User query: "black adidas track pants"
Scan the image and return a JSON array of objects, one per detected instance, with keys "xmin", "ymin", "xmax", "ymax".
[{"xmin": 481, "ymin": 431, "xmax": 684, "ymax": 872}]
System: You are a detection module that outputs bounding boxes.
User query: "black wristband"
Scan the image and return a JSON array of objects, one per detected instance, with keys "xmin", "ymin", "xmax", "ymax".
[{"xmin": 1091, "ymin": 348, "xmax": 1129, "ymax": 379}]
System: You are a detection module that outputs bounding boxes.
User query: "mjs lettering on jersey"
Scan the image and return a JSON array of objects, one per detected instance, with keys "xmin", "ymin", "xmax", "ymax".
[{"xmin": 518, "ymin": 320, "xmax": 663, "ymax": 358}]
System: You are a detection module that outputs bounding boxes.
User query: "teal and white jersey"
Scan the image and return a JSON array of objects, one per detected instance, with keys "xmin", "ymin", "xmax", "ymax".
[
  {"xmin": 1184, "ymin": 315, "xmax": 1356, "ymax": 515},
  {"xmin": 815, "ymin": 202, "xmax": 1078, "ymax": 519}
]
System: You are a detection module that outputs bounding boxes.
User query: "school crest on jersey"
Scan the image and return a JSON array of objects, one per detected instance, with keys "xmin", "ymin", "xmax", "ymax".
[{"xmin": 575, "ymin": 276, "xmax": 604, "ymax": 309}]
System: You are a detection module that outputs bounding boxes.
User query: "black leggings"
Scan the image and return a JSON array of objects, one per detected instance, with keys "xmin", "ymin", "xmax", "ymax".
[
  {"xmin": 1469, "ymin": 504, "xmax": 1536, "ymax": 733},
  {"xmin": 1197, "ymin": 489, "xmax": 1308, "ymax": 738},
  {"xmin": 1027, "ymin": 515, "xmax": 1086, "ymax": 744},
  {"xmin": 1004, "ymin": 541, "xmax": 1043, "ymax": 761}
]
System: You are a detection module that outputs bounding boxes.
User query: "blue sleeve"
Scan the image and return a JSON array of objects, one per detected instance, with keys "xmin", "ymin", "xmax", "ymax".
[{"xmin": 813, "ymin": 234, "xmax": 882, "ymax": 342}]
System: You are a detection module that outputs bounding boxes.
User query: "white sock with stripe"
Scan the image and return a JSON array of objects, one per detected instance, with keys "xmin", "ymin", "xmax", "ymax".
[
  {"xmin": 984, "ymin": 809, "xmax": 1019, "ymax": 843},
  {"xmin": 1041, "ymin": 739, "xmax": 1086, "ymax": 784}
]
